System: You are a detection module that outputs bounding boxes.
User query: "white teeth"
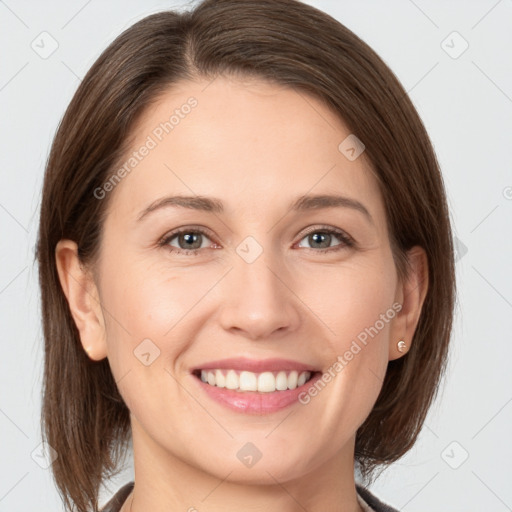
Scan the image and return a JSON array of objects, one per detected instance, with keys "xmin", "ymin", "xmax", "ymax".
[
  {"xmin": 215, "ymin": 369, "xmax": 225, "ymax": 387},
  {"xmin": 199, "ymin": 369, "xmax": 312, "ymax": 392},
  {"xmin": 225, "ymin": 370, "xmax": 238, "ymax": 390},
  {"xmin": 288, "ymin": 370, "xmax": 298, "ymax": 389},
  {"xmin": 275, "ymin": 371, "xmax": 288, "ymax": 390},
  {"xmin": 257, "ymin": 372, "xmax": 275, "ymax": 393},
  {"xmin": 239, "ymin": 371, "xmax": 258, "ymax": 391}
]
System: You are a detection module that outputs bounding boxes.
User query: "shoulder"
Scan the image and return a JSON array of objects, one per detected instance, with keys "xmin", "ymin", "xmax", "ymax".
[
  {"xmin": 356, "ymin": 484, "xmax": 400, "ymax": 512},
  {"xmin": 98, "ymin": 481, "xmax": 134, "ymax": 512}
]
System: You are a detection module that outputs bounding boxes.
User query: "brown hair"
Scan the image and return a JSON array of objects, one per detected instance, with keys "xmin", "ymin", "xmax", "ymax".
[{"xmin": 36, "ymin": 0, "xmax": 456, "ymax": 510}]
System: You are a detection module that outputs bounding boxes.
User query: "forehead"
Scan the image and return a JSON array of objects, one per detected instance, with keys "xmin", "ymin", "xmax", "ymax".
[{"xmin": 105, "ymin": 76, "xmax": 385, "ymax": 228}]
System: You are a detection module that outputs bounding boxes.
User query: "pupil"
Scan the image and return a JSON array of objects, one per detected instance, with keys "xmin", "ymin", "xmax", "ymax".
[
  {"xmin": 311, "ymin": 232, "xmax": 330, "ymax": 248},
  {"xmin": 181, "ymin": 233, "xmax": 201, "ymax": 249}
]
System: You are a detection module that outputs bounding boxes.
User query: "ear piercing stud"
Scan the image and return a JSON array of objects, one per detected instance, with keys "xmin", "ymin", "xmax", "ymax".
[{"xmin": 397, "ymin": 340, "xmax": 407, "ymax": 353}]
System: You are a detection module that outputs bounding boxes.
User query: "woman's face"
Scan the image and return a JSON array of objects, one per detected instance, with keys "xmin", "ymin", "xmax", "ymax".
[{"xmin": 59, "ymin": 76, "xmax": 422, "ymax": 486}]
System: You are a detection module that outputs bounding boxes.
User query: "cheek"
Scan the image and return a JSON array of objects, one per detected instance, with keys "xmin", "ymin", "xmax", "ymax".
[
  {"xmin": 294, "ymin": 254, "xmax": 396, "ymax": 414},
  {"xmin": 293, "ymin": 252, "xmax": 397, "ymax": 351},
  {"xmin": 98, "ymin": 255, "xmax": 210, "ymax": 368}
]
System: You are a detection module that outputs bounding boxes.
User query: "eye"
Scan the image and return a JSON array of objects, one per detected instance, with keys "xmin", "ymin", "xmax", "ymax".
[
  {"xmin": 295, "ymin": 226, "xmax": 354, "ymax": 253},
  {"xmin": 158, "ymin": 227, "xmax": 216, "ymax": 256},
  {"xmin": 158, "ymin": 225, "xmax": 355, "ymax": 256}
]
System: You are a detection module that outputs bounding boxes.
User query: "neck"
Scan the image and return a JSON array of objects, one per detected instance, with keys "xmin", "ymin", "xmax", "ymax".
[{"xmin": 123, "ymin": 416, "xmax": 364, "ymax": 512}]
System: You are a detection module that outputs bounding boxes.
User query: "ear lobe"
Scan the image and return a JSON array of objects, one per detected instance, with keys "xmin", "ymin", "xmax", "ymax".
[
  {"xmin": 55, "ymin": 239, "xmax": 108, "ymax": 361},
  {"xmin": 389, "ymin": 245, "xmax": 429, "ymax": 361}
]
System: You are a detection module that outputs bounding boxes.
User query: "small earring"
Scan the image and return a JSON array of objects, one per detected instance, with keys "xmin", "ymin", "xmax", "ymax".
[{"xmin": 397, "ymin": 340, "xmax": 407, "ymax": 353}]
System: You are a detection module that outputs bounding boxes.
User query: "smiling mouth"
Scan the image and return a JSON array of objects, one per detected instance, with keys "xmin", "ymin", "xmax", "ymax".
[{"xmin": 192, "ymin": 368, "xmax": 320, "ymax": 393}]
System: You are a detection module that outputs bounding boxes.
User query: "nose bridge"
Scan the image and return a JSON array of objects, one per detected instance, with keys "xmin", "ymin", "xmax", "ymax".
[{"xmin": 218, "ymin": 235, "xmax": 300, "ymax": 339}]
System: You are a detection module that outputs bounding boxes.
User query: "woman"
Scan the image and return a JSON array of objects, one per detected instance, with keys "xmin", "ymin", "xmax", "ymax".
[{"xmin": 36, "ymin": 0, "xmax": 456, "ymax": 511}]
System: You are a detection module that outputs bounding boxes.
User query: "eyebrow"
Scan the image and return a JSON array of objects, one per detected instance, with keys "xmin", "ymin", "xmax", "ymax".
[{"xmin": 136, "ymin": 193, "xmax": 373, "ymax": 224}]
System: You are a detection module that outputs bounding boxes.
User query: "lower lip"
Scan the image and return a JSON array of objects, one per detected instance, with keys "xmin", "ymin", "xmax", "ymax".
[{"xmin": 192, "ymin": 372, "xmax": 322, "ymax": 414}]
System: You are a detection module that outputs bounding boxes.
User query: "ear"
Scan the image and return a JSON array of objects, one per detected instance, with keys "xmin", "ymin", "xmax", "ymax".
[
  {"xmin": 389, "ymin": 245, "xmax": 429, "ymax": 361},
  {"xmin": 55, "ymin": 239, "xmax": 108, "ymax": 361}
]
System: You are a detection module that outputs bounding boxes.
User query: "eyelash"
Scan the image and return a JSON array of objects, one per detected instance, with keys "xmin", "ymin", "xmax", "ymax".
[{"xmin": 158, "ymin": 225, "xmax": 355, "ymax": 256}]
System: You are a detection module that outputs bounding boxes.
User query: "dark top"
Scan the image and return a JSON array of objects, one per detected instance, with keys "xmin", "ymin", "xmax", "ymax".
[{"xmin": 99, "ymin": 481, "xmax": 399, "ymax": 511}]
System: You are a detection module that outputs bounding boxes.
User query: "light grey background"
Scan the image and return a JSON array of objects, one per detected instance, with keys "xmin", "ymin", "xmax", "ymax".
[{"xmin": 1, "ymin": 0, "xmax": 511, "ymax": 511}]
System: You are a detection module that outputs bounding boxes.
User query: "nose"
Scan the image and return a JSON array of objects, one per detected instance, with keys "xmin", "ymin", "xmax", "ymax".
[{"xmin": 217, "ymin": 248, "xmax": 302, "ymax": 341}]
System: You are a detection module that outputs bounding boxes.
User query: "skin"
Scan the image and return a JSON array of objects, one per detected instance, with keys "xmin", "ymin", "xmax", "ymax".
[{"xmin": 55, "ymin": 76, "xmax": 428, "ymax": 512}]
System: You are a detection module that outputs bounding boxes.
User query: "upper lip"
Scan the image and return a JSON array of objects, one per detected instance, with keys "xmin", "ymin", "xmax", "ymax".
[{"xmin": 191, "ymin": 357, "xmax": 320, "ymax": 374}]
